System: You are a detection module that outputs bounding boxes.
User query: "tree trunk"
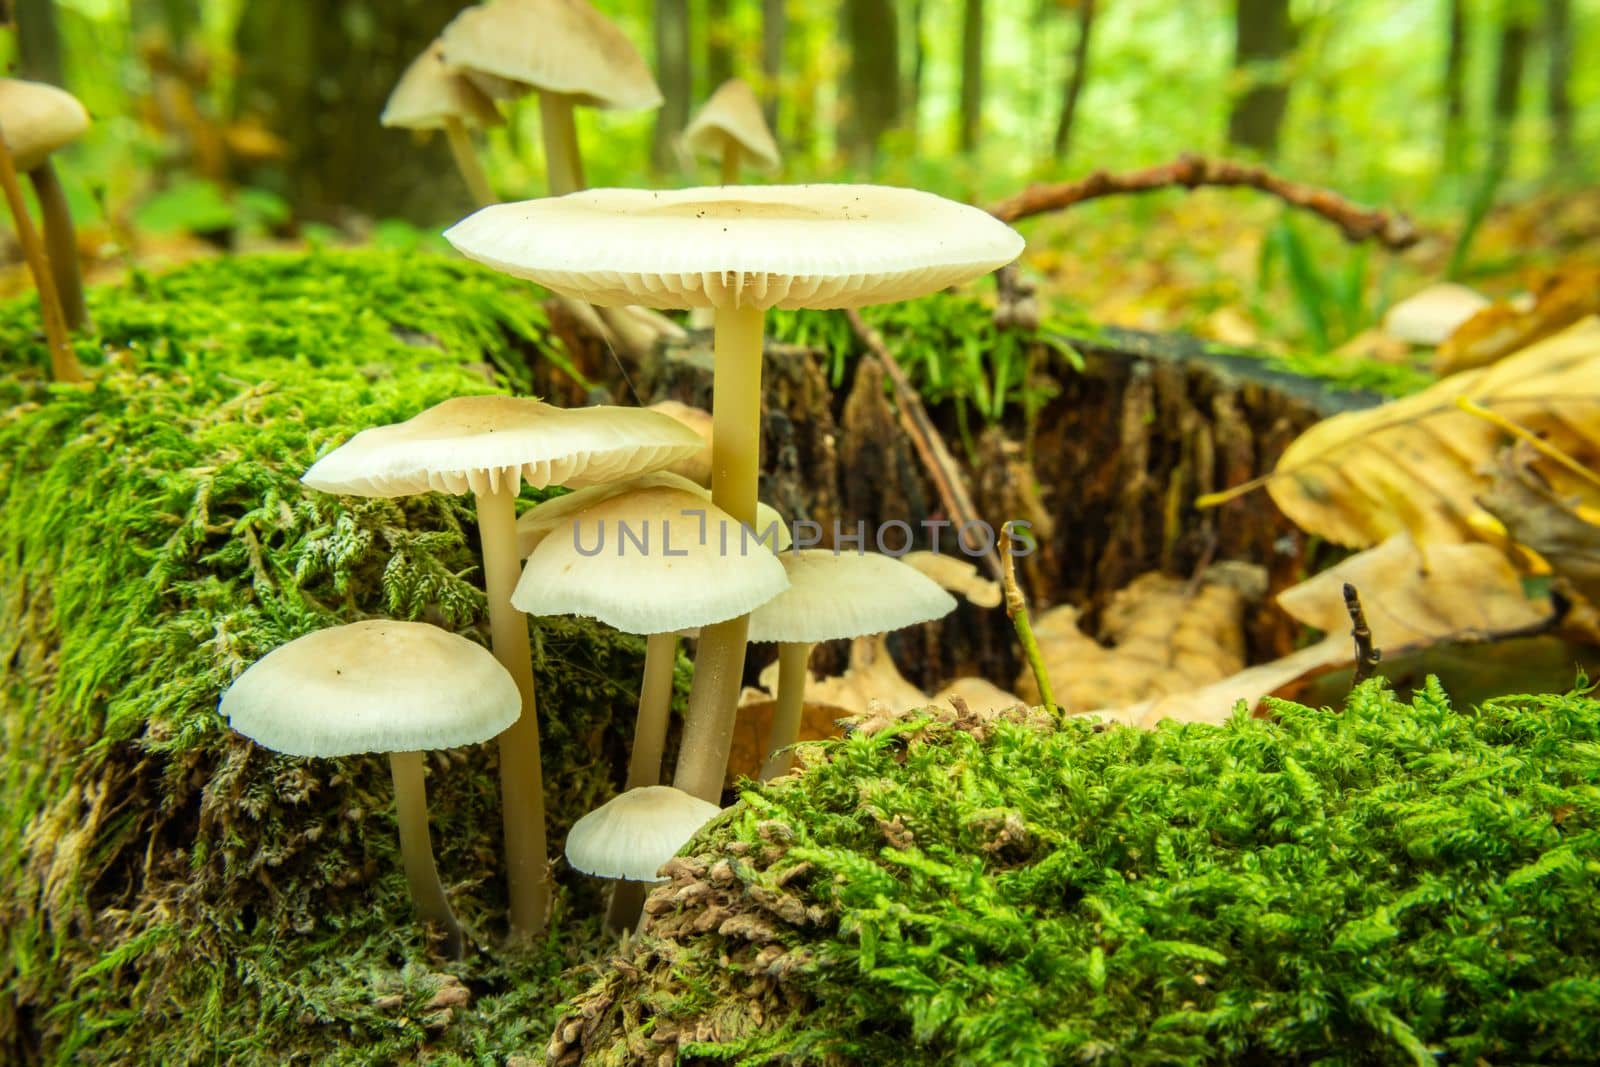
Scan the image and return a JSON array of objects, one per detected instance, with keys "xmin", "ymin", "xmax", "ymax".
[
  {"xmin": 1488, "ymin": 2, "xmax": 1531, "ymax": 177},
  {"xmin": 905, "ymin": 0, "xmax": 926, "ymax": 145},
  {"xmin": 761, "ymin": 0, "xmax": 785, "ymax": 129},
  {"xmin": 1442, "ymin": 0, "xmax": 1467, "ymax": 174},
  {"xmin": 1545, "ymin": 0, "xmax": 1574, "ymax": 172},
  {"xmin": 1226, "ymin": 0, "xmax": 1296, "ymax": 157},
  {"xmin": 958, "ymin": 0, "xmax": 983, "ymax": 153},
  {"xmin": 1053, "ymin": 0, "xmax": 1096, "ymax": 159},
  {"xmin": 653, "ymin": 0, "xmax": 692, "ymax": 172},
  {"xmin": 841, "ymin": 0, "xmax": 901, "ymax": 163},
  {"xmin": 706, "ymin": 0, "xmax": 734, "ymax": 91},
  {"xmin": 232, "ymin": 0, "xmax": 476, "ymax": 225},
  {"xmin": 15, "ymin": 0, "xmax": 63, "ymax": 86}
]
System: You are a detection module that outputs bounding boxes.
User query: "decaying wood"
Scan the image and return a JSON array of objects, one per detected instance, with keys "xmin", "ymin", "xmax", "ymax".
[{"xmin": 988, "ymin": 153, "xmax": 1422, "ymax": 250}]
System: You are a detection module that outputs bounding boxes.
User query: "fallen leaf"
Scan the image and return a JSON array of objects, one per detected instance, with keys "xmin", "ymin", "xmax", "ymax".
[
  {"xmin": 1233, "ymin": 317, "xmax": 1600, "ymax": 548},
  {"xmin": 1437, "ymin": 269, "xmax": 1600, "ymax": 374}
]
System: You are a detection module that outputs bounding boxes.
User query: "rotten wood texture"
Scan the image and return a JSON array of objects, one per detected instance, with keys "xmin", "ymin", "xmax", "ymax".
[
  {"xmin": 988, "ymin": 153, "xmax": 1422, "ymax": 251},
  {"xmin": 535, "ymin": 320, "xmax": 1367, "ymax": 697}
]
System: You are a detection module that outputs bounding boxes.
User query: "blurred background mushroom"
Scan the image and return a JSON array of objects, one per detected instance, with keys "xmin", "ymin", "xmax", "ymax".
[
  {"xmin": 381, "ymin": 41, "xmax": 503, "ymax": 207},
  {"xmin": 0, "ymin": 77, "xmax": 89, "ymax": 332}
]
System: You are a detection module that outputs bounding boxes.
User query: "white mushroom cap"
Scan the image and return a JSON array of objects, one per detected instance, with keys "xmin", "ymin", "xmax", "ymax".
[
  {"xmin": 565, "ymin": 785, "xmax": 721, "ymax": 881},
  {"xmin": 513, "ymin": 481, "xmax": 789, "ymax": 633},
  {"xmin": 646, "ymin": 399, "xmax": 714, "ymax": 486},
  {"xmin": 444, "ymin": 184, "xmax": 1025, "ymax": 310},
  {"xmin": 747, "ymin": 550, "xmax": 957, "ymax": 644},
  {"xmin": 302, "ymin": 395, "xmax": 704, "ymax": 497},
  {"xmin": 220, "ymin": 620, "xmax": 519, "ymax": 757},
  {"xmin": 515, "ymin": 470, "xmax": 790, "ymax": 557},
  {"xmin": 1381, "ymin": 282, "xmax": 1490, "ymax": 346},
  {"xmin": 439, "ymin": 0, "xmax": 662, "ymax": 110},
  {"xmin": 684, "ymin": 78, "xmax": 780, "ymax": 171},
  {"xmin": 382, "ymin": 41, "xmax": 504, "ymax": 131},
  {"xmin": 0, "ymin": 78, "xmax": 89, "ymax": 171}
]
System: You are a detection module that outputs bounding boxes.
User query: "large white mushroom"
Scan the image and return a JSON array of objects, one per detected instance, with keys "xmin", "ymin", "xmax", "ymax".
[{"xmin": 447, "ymin": 184, "xmax": 1023, "ymax": 803}]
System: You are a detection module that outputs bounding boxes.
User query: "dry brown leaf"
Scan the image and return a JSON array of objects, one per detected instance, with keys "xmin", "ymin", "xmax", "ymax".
[
  {"xmin": 1480, "ymin": 445, "xmax": 1600, "ymax": 606},
  {"xmin": 1247, "ymin": 317, "xmax": 1600, "ymax": 548},
  {"xmin": 728, "ymin": 687, "xmax": 855, "ymax": 784},
  {"xmin": 1436, "ymin": 269, "xmax": 1600, "ymax": 374},
  {"xmin": 1103, "ymin": 533, "xmax": 1551, "ymax": 727},
  {"xmin": 931, "ymin": 676, "xmax": 1023, "ymax": 715}
]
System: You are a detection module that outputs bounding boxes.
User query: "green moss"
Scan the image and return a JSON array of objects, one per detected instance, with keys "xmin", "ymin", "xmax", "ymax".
[
  {"xmin": 559, "ymin": 683, "xmax": 1600, "ymax": 1065},
  {"xmin": 0, "ymin": 249, "xmax": 649, "ymax": 1063}
]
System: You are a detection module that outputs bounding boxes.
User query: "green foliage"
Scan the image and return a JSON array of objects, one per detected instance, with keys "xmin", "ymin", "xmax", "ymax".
[
  {"xmin": 0, "ymin": 249, "xmax": 649, "ymax": 1063},
  {"xmin": 571, "ymin": 684, "xmax": 1600, "ymax": 1065}
]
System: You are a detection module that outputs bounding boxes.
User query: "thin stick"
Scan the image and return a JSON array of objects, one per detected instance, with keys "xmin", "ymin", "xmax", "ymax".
[
  {"xmin": 0, "ymin": 117, "xmax": 81, "ymax": 381},
  {"xmin": 989, "ymin": 153, "xmax": 1421, "ymax": 250},
  {"xmin": 1002, "ymin": 522, "xmax": 1056, "ymax": 714},
  {"xmin": 1343, "ymin": 583, "xmax": 1381, "ymax": 686},
  {"xmin": 845, "ymin": 308, "xmax": 1001, "ymax": 580}
]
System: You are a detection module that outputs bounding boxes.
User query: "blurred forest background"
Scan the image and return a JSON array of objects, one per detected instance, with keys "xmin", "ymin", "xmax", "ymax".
[{"xmin": 1, "ymin": 0, "xmax": 1595, "ymax": 353}]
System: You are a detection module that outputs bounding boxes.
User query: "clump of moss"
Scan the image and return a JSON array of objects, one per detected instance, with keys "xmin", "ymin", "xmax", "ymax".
[
  {"xmin": 555, "ymin": 683, "xmax": 1600, "ymax": 1065},
  {"xmin": 0, "ymin": 249, "xmax": 650, "ymax": 1063}
]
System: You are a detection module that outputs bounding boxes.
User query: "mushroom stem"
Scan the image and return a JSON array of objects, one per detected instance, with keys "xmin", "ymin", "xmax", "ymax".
[
  {"xmin": 0, "ymin": 118, "xmax": 80, "ymax": 382},
  {"xmin": 626, "ymin": 632, "xmax": 679, "ymax": 790},
  {"xmin": 673, "ymin": 303, "xmax": 765, "ymax": 803},
  {"xmin": 538, "ymin": 92, "xmax": 585, "ymax": 196},
  {"xmin": 389, "ymin": 750, "xmax": 466, "ymax": 959},
  {"xmin": 759, "ymin": 641, "xmax": 813, "ymax": 780},
  {"xmin": 475, "ymin": 484, "xmax": 551, "ymax": 940},
  {"xmin": 443, "ymin": 115, "xmax": 495, "ymax": 208},
  {"xmin": 28, "ymin": 162, "xmax": 88, "ymax": 333},
  {"xmin": 603, "ymin": 631, "xmax": 679, "ymax": 933},
  {"xmin": 719, "ymin": 138, "xmax": 741, "ymax": 184}
]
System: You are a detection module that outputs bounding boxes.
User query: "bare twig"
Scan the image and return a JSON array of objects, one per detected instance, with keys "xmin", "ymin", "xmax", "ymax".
[
  {"xmin": 844, "ymin": 307, "xmax": 1002, "ymax": 580},
  {"xmin": 0, "ymin": 116, "xmax": 81, "ymax": 382},
  {"xmin": 1003, "ymin": 522, "xmax": 1057, "ymax": 715},
  {"xmin": 1343, "ymin": 583, "xmax": 1382, "ymax": 686},
  {"xmin": 989, "ymin": 153, "xmax": 1421, "ymax": 251}
]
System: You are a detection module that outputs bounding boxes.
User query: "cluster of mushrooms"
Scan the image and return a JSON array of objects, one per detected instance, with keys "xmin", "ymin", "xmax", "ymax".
[{"xmin": 219, "ymin": 0, "xmax": 1025, "ymax": 956}]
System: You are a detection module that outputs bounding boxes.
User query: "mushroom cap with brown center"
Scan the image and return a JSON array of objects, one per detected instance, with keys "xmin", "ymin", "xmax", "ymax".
[
  {"xmin": 513, "ymin": 481, "xmax": 790, "ymax": 634},
  {"xmin": 0, "ymin": 78, "xmax": 89, "ymax": 171},
  {"xmin": 565, "ymin": 785, "xmax": 721, "ymax": 881},
  {"xmin": 220, "ymin": 620, "xmax": 520, "ymax": 757},
  {"xmin": 684, "ymin": 78, "xmax": 780, "ymax": 171},
  {"xmin": 302, "ymin": 395, "xmax": 704, "ymax": 497},
  {"xmin": 382, "ymin": 41, "xmax": 504, "ymax": 131},
  {"xmin": 444, "ymin": 184, "xmax": 1025, "ymax": 310},
  {"xmin": 439, "ymin": 0, "xmax": 662, "ymax": 110},
  {"xmin": 746, "ymin": 549, "xmax": 957, "ymax": 644}
]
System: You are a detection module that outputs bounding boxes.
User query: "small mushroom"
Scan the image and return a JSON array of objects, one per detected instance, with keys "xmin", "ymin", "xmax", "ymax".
[
  {"xmin": 302, "ymin": 396, "xmax": 702, "ymax": 940},
  {"xmin": 447, "ymin": 185, "xmax": 1024, "ymax": 804},
  {"xmin": 0, "ymin": 78, "xmax": 91, "ymax": 332},
  {"xmin": 684, "ymin": 78, "xmax": 781, "ymax": 184},
  {"xmin": 382, "ymin": 41, "xmax": 503, "ymax": 207},
  {"xmin": 746, "ymin": 550, "xmax": 956, "ymax": 779},
  {"xmin": 220, "ymin": 621, "xmax": 520, "ymax": 959},
  {"xmin": 565, "ymin": 785, "xmax": 721, "ymax": 883}
]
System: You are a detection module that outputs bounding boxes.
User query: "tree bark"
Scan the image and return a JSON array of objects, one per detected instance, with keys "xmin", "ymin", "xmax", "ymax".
[
  {"xmin": 958, "ymin": 0, "xmax": 984, "ymax": 153},
  {"xmin": 706, "ymin": 0, "xmax": 734, "ymax": 91},
  {"xmin": 841, "ymin": 0, "xmax": 901, "ymax": 163},
  {"xmin": 15, "ymin": 0, "xmax": 63, "ymax": 86},
  {"xmin": 1545, "ymin": 0, "xmax": 1574, "ymax": 172},
  {"xmin": 1487, "ymin": 1, "xmax": 1531, "ymax": 177},
  {"xmin": 653, "ymin": 0, "xmax": 692, "ymax": 172},
  {"xmin": 232, "ymin": 0, "xmax": 475, "ymax": 225},
  {"xmin": 1226, "ymin": 0, "xmax": 1297, "ymax": 157},
  {"xmin": 1053, "ymin": 0, "xmax": 1096, "ymax": 159},
  {"xmin": 761, "ymin": 0, "xmax": 785, "ymax": 129}
]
